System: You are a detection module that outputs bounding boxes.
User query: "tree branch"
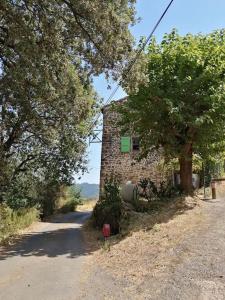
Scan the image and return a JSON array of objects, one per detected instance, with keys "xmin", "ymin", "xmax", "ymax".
[
  {"xmin": 12, "ymin": 155, "xmax": 36, "ymax": 179},
  {"xmin": 62, "ymin": 0, "xmax": 107, "ymax": 64},
  {"xmin": 3, "ymin": 120, "xmax": 24, "ymax": 152}
]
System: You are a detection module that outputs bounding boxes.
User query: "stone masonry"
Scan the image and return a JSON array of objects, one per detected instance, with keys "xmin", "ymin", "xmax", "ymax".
[{"xmin": 99, "ymin": 98, "xmax": 166, "ymax": 193}]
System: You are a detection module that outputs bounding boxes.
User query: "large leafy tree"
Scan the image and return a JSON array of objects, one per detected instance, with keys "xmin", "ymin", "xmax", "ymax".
[
  {"xmin": 120, "ymin": 29, "xmax": 225, "ymax": 194},
  {"xmin": 0, "ymin": 0, "xmax": 137, "ymax": 202}
]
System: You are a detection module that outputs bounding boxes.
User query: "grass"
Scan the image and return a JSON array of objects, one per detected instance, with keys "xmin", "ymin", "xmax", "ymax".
[
  {"xmin": 77, "ymin": 198, "xmax": 97, "ymax": 211},
  {"xmin": 88, "ymin": 195, "xmax": 204, "ymax": 290},
  {"xmin": 0, "ymin": 204, "xmax": 39, "ymax": 244},
  {"xmin": 83, "ymin": 195, "xmax": 200, "ymax": 252}
]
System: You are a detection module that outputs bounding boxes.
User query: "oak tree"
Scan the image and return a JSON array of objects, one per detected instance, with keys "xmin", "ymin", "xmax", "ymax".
[{"xmin": 0, "ymin": 0, "xmax": 137, "ymax": 202}]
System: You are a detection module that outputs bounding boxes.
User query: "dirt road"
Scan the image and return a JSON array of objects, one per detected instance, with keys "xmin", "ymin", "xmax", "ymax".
[{"xmin": 0, "ymin": 211, "xmax": 91, "ymax": 300}]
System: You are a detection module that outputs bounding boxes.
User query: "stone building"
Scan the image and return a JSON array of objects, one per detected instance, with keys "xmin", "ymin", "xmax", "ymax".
[{"xmin": 99, "ymin": 97, "xmax": 166, "ymax": 192}]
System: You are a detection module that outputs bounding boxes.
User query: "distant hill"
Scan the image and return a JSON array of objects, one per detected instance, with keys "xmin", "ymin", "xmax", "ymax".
[{"xmin": 77, "ymin": 183, "xmax": 99, "ymax": 199}]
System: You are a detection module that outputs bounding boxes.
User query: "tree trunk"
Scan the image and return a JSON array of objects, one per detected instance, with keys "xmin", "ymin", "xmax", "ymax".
[{"xmin": 179, "ymin": 143, "xmax": 193, "ymax": 195}]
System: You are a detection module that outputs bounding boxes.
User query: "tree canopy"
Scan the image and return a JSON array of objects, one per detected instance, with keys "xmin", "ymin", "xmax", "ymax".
[
  {"xmin": 120, "ymin": 29, "xmax": 225, "ymax": 193},
  {"xmin": 0, "ymin": 0, "xmax": 137, "ymax": 203}
]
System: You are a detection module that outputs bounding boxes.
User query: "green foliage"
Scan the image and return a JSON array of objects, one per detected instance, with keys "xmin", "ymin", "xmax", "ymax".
[
  {"xmin": 139, "ymin": 178, "xmax": 157, "ymax": 199},
  {"xmin": 68, "ymin": 185, "xmax": 82, "ymax": 202},
  {"xmin": 0, "ymin": 204, "xmax": 39, "ymax": 243},
  {"xmin": 39, "ymin": 181, "xmax": 61, "ymax": 218},
  {"xmin": 138, "ymin": 178, "xmax": 181, "ymax": 201},
  {"xmin": 92, "ymin": 176, "xmax": 122, "ymax": 234},
  {"xmin": 202, "ymin": 158, "xmax": 225, "ymax": 186},
  {"xmin": 103, "ymin": 176, "xmax": 121, "ymax": 203},
  {"xmin": 121, "ymin": 29, "xmax": 225, "ymax": 158},
  {"xmin": 59, "ymin": 185, "xmax": 81, "ymax": 214},
  {"xmin": 59, "ymin": 199, "xmax": 79, "ymax": 214},
  {"xmin": 101, "ymin": 240, "xmax": 111, "ymax": 252},
  {"xmin": 0, "ymin": 0, "xmax": 137, "ymax": 206},
  {"xmin": 120, "ymin": 29, "xmax": 225, "ymax": 192},
  {"xmin": 4, "ymin": 173, "xmax": 40, "ymax": 209},
  {"xmin": 39, "ymin": 183, "xmax": 82, "ymax": 218}
]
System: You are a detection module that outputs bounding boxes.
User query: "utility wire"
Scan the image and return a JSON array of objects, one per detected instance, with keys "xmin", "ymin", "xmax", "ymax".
[{"xmin": 89, "ymin": 0, "xmax": 175, "ymax": 133}]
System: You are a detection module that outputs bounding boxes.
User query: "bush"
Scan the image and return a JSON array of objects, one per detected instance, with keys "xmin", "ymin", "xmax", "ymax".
[
  {"xmin": 58, "ymin": 185, "xmax": 81, "ymax": 214},
  {"xmin": 59, "ymin": 199, "xmax": 79, "ymax": 214},
  {"xmin": 39, "ymin": 184, "xmax": 81, "ymax": 218},
  {"xmin": 4, "ymin": 174, "xmax": 39, "ymax": 210},
  {"xmin": 138, "ymin": 178, "xmax": 181, "ymax": 201},
  {"xmin": 0, "ymin": 203, "xmax": 39, "ymax": 243},
  {"xmin": 92, "ymin": 176, "xmax": 122, "ymax": 234}
]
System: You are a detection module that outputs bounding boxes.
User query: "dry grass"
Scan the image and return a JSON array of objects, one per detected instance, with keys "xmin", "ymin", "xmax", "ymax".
[
  {"xmin": 77, "ymin": 199, "xmax": 97, "ymax": 212},
  {"xmin": 0, "ymin": 205, "xmax": 39, "ymax": 245},
  {"xmin": 85, "ymin": 196, "xmax": 206, "ymax": 287}
]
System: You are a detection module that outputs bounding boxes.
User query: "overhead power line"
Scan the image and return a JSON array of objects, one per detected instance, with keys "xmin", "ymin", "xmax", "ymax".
[{"xmin": 90, "ymin": 0, "xmax": 175, "ymax": 132}]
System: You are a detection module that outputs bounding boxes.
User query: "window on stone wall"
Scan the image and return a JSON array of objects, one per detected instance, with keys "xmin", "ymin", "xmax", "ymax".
[
  {"xmin": 132, "ymin": 137, "xmax": 140, "ymax": 151},
  {"xmin": 121, "ymin": 136, "xmax": 131, "ymax": 153}
]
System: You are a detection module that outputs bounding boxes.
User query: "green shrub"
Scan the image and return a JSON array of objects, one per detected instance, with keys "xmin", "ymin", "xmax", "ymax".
[
  {"xmin": 59, "ymin": 199, "xmax": 79, "ymax": 214},
  {"xmin": 39, "ymin": 184, "xmax": 81, "ymax": 218},
  {"xmin": 3, "ymin": 173, "xmax": 40, "ymax": 210},
  {"xmin": 93, "ymin": 200, "xmax": 122, "ymax": 234},
  {"xmin": 39, "ymin": 182, "xmax": 60, "ymax": 218},
  {"xmin": 138, "ymin": 178, "xmax": 181, "ymax": 201},
  {"xmin": 92, "ymin": 176, "xmax": 122, "ymax": 234},
  {"xmin": 0, "ymin": 203, "xmax": 39, "ymax": 243},
  {"xmin": 58, "ymin": 185, "xmax": 81, "ymax": 214}
]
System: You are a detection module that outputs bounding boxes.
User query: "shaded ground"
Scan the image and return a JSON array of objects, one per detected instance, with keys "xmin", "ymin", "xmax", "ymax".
[
  {"xmin": 80, "ymin": 198, "xmax": 225, "ymax": 299},
  {"xmin": 0, "ymin": 211, "xmax": 92, "ymax": 300},
  {"xmin": 1, "ymin": 198, "xmax": 225, "ymax": 299}
]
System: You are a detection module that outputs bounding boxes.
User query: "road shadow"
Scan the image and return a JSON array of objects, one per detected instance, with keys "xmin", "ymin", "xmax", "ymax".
[
  {"xmin": 0, "ymin": 211, "xmax": 94, "ymax": 261},
  {"xmin": 46, "ymin": 211, "xmax": 92, "ymax": 225},
  {"xmin": 84, "ymin": 196, "xmax": 201, "ymax": 251},
  {"xmin": 0, "ymin": 198, "xmax": 205, "ymax": 261},
  {"xmin": 123, "ymin": 196, "xmax": 198, "ymax": 234}
]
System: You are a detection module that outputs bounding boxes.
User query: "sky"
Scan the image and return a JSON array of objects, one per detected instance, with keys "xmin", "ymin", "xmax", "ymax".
[{"xmin": 76, "ymin": 0, "xmax": 225, "ymax": 184}]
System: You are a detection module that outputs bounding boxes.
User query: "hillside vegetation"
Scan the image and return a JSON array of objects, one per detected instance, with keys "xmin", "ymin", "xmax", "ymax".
[{"xmin": 77, "ymin": 183, "xmax": 99, "ymax": 199}]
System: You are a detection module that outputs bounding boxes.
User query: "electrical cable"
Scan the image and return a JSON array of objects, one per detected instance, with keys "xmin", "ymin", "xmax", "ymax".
[{"xmin": 89, "ymin": 0, "xmax": 175, "ymax": 133}]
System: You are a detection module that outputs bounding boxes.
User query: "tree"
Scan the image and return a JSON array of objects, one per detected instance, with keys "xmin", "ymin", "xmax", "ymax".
[
  {"xmin": 0, "ymin": 0, "xmax": 137, "ymax": 202},
  {"xmin": 120, "ymin": 29, "xmax": 225, "ymax": 194}
]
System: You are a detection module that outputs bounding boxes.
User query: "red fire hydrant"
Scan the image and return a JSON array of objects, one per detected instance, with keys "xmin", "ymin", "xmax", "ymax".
[{"xmin": 102, "ymin": 224, "xmax": 111, "ymax": 240}]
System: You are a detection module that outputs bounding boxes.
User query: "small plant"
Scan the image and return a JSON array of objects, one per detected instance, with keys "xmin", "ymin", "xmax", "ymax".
[
  {"xmin": 59, "ymin": 199, "xmax": 79, "ymax": 214},
  {"xmin": 103, "ymin": 176, "xmax": 121, "ymax": 203},
  {"xmin": 102, "ymin": 240, "xmax": 111, "ymax": 252},
  {"xmin": 138, "ymin": 178, "xmax": 149, "ymax": 198},
  {"xmin": 138, "ymin": 178, "xmax": 181, "ymax": 201},
  {"xmin": 92, "ymin": 175, "xmax": 122, "ymax": 234},
  {"xmin": 138, "ymin": 178, "xmax": 158, "ymax": 201}
]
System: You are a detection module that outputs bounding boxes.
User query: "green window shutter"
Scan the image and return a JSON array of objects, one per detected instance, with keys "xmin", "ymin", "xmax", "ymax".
[{"xmin": 121, "ymin": 136, "xmax": 131, "ymax": 153}]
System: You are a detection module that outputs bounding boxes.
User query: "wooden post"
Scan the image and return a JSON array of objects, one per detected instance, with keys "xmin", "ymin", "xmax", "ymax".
[
  {"xmin": 211, "ymin": 181, "xmax": 216, "ymax": 199},
  {"xmin": 202, "ymin": 163, "xmax": 206, "ymax": 199}
]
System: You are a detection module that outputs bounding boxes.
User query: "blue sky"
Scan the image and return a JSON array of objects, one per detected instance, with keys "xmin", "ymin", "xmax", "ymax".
[{"xmin": 76, "ymin": 0, "xmax": 225, "ymax": 184}]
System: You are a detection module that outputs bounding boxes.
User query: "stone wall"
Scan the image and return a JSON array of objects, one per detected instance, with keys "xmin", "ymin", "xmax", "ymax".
[{"xmin": 99, "ymin": 101, "xmax": 168, "ymax": 193}]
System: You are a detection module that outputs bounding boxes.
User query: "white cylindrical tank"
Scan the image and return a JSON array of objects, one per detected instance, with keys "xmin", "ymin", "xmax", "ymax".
[{"xmin": 121, "ymin": 181, "xmax": 136, "ymax": 203}]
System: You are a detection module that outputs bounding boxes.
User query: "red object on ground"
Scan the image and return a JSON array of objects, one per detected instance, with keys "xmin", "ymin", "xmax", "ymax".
[{"xmin": 102, "ymin": 224, "xmax": 111, "ymax": 238}]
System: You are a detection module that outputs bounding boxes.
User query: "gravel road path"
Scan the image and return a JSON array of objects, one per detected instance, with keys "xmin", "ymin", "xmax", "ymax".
[
  {"xmin": 0, "ymin": 211, "xmax": 91, "ymax": 300},
  {"xmin": 151, "ymin": 198, "xmax": 225, "ymax": 300}
]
